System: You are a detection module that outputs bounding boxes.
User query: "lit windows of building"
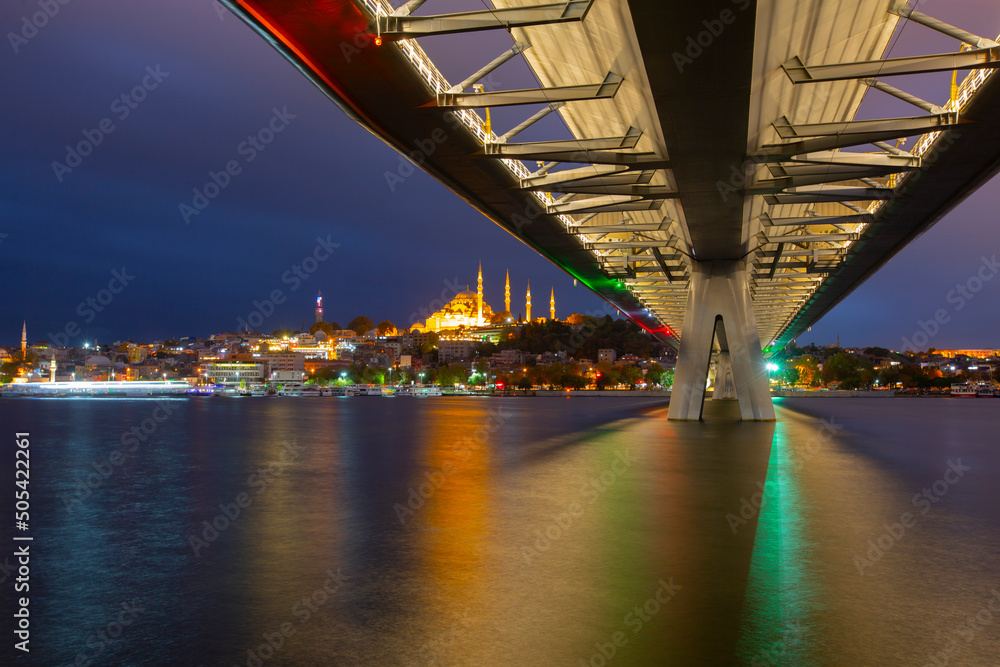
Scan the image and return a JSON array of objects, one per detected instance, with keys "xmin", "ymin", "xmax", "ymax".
[{"xmin": 203, "ymin": 361, "xmax": 267, "ymax": 387}]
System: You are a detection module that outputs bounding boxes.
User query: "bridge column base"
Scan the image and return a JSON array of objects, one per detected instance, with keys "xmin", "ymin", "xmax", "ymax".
[{"xmin": 668, "ymin": 260, "xmax": 775, "ymax": 422}]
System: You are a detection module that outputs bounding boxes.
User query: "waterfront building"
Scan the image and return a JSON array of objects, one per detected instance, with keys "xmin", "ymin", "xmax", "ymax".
[
  {"xmin": 439, "ymin": 339, "xmax": 478, "ymax": 363},
  {"xmin": 261, "ymin": 352, "xmax": 306, "ymax": 374},
  {"xmin": 492, "ymin": 349, "xmax": 527, "ymax": 367},
  {"xmin": 400, "ymin": 331, "xmax": 431, "ymax": 354},
  {"xmin": 125, "ymin": 343, "xmax": 148, "ymax": 364},
  {"xmin": 203, "ymin": 361, "xmax": 267, "ymax": 387},
  {"xmin": 598, "ymin": 349, "xmax": 617, "ymax": 364},
  {"xmin": 290, "ymin": 343, "xmax": 329, "ymax": 359},
  {"xmin": 536, "ymin": 351, "xmax": 568, "ymax": 365}
]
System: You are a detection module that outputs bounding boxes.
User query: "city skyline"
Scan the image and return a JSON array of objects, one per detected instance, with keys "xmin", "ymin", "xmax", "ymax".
[
  {"xmin": 5, "ymin": 242, "xmax": 1000, "ymax": 349},
  {"xmin": 2, "ymin": 1, "xmax": 1000, "ymax": 350}
]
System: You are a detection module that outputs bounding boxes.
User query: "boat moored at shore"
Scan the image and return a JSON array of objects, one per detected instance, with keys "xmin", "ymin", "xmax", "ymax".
[{"xmin": 1, "ymin": 380, "xmax": 192, "ymax": 397}]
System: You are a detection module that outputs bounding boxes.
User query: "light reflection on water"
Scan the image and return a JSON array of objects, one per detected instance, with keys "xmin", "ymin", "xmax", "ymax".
[{"xmin": 2, "ymin": 396, "xmax": 1000, "ymax": 665}]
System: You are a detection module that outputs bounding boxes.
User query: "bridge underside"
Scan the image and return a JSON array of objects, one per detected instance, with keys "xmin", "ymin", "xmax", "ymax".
[{"xmin": 222, "ymin": 0, "xmax": 1000, "ymax": 420}]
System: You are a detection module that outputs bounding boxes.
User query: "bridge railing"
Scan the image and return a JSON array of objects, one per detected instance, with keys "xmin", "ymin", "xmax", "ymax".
[
  {"xmin": 361, "ymin": 0, "xmax": 585, "ymax": 235},
  {"xmin": 873, "ymin": 43, "xmax": 998, "ymax": 204}
]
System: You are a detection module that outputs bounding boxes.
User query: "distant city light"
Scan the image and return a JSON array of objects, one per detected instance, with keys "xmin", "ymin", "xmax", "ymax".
[{"xmin": 766, "ymin": 363, "xmax": 779, "ymax": 372}]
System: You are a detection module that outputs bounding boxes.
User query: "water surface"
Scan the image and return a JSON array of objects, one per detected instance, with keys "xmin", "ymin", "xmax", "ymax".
[{"xmin": 2, "ymin": 395, "xmax": 999, "ymax": 665}]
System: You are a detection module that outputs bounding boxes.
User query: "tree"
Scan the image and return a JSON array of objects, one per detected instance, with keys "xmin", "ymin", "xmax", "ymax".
[
  {"xmin": 780, "ymin": 365, "xmax": 801, "ymax": 387},
  {"xmin": 540, "ymin": 362, "xmax": 565, "ymax": 389},
  {"xmin": 490, "ymin": 311, "xmax": 513, "ymax": 325},
  {"xmin": 468, "ymin": 359, "xmax": 491, "ymax": 387},
  {"xmin": 646, "ymin": 363, "xmax": 665, "ymax": 386},
  {"xmin": 348, "ymin": 316, "xmax": 375, "ymax": 336},
  {"xmin": 793, "ymin": 355, "xmax": 820, "ymax": 387},
  {"xmin": 419, "ymin": 332, "xmax": 440, "ymax": 354},
  {"xmin": 821, "ymin": 352, "xmax": 857, "ymax": 385},
  {"xmin": 527, "ymin": 365, "xmax": 546, "ymax": 388},
  {"xmin": 595, "ymin": 361, "xmax": 620, "ymax": 390},
  {"xmin": 377, "ymin": 320, "xmax": 397, "ymax": 336},
  {"xmin": 821, "ymin": 352, "xmax": 874, "ymax": 388},
  {"xmin": 448, "ymin": 362, "xmax": 469, "ymax": 386},
  {"xmin": 877, "ymin": 366, "xmax": 900, "ymax": 388},
  {"xmin": 360, "ymin": 366, "xmax": 385, "ymax": 385},
  {"xmin": 517, "ymin": 376, "xmax": 533, "ymax": 391},
  {"xmin": 1, "ymin": 349, "xmax": 37, "ymax": 379},
  {"xmin": 619, "ymin": 365, "xmax": 643, "ymax": 389}
]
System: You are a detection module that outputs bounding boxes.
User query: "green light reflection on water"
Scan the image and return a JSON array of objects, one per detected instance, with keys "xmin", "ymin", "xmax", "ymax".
[{"xmin": 734, "ymin": 414, "xmax": 818, "ymax": 666}]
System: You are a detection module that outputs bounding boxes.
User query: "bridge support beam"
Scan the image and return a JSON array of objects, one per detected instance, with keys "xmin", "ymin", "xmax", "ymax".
[{"xmin": 668, "ymin": 260, "xmax": 775, "ymax": 422}]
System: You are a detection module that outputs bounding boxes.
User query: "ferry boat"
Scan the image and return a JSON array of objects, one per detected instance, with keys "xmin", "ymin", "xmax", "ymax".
[
  {"xmin": 329, "ymin": 386, "xmax": 358, "ymax": 397},
  {"xmin": 357, "ymin": 385, "xmax": 383, "ymax": 396},
  {"xmin": 976, "ymin": 384, "xmax": 995, "ymax": 398},
  {"xmin": 396, "ymin": 385, "xmax": 443, "ymax": 397},
  {"xmin": 1, "ymin": 380, "xmax": 192, "ymax": 398},
  {"xmin": 950, "ymin": 383, "xmax": 977, "ymax": 398},
  {"xmin": 239, "ymin": 382, "xmax": 272, "ymax": 397},
  {"xmin": 278, "ymin": 383, "xmax": 323, "ymax": 397}
]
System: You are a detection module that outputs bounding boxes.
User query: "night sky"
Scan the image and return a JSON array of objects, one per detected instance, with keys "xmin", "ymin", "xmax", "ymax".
[{"xmin": 2, "ymin": 0, "xmax": 999, "ymax": 350}]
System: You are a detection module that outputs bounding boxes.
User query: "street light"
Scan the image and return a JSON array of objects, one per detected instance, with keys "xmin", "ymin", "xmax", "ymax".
[{"xmin": 766, "ymin": 362, "xmax": 779, "ymax": 389}]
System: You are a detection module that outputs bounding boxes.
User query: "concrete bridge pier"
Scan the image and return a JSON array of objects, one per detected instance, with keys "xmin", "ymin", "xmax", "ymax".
[
  {"xmin": 668, "ymin": 260, "xmax": 775, "ymax": 422},
  {"xmin": 712, "ymin": 350, "xmax": 737, "ymax": 400}
]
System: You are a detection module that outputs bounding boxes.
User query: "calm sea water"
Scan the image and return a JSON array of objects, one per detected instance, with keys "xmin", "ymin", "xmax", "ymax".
[{"xmin": 2, "ymin": 395, "xmax": 999, "ymax": 666}]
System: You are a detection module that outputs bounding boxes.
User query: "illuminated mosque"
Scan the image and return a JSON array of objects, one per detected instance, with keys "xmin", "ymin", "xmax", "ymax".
[{"xmin": 411, "ymin": 264, "xmax": 555, "ymax": 333}]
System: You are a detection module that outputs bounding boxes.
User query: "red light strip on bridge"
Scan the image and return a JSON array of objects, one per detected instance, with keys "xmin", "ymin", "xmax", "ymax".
[{"xmin": 232, "ymin": 0, "xmax": 374, "ymax": 129}]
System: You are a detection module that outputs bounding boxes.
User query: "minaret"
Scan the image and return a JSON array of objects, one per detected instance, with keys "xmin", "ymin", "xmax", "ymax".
[
  {"xmin": 505, "ymin": 270, "xmax": 511, "ymax": 314},
  {"xmin": 49, "ymin": 352, "xmax": 56, "ymax": 382},
  {"xmin": 477, "ymin": 262, "xmax": 484, "ymax": 326},
  {"xmin": 315, "ymin": 291, "xmax": 323, "ymax": 323},
  {"xmin": 21, "ymin": 321, "xmax": 27, "ymax": 359},
  {"xmin": 526, "ymin": 282, "xmax": 532, "ymax": 322},
  {"xmin": 550, "ymin": 287, "xmax": 555, "ymax": 321}
]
